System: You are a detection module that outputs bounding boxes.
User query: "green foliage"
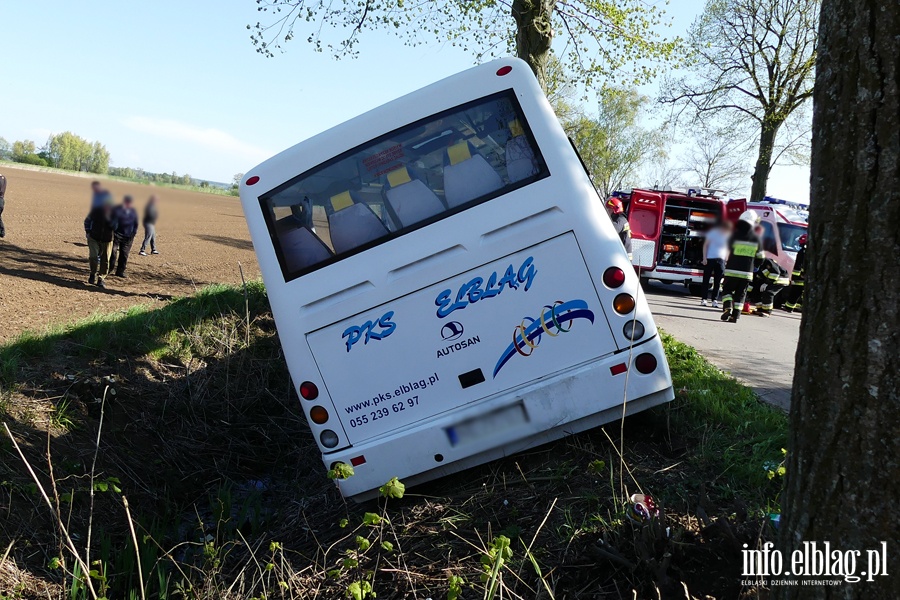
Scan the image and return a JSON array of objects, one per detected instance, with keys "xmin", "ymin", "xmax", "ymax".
[
  {"xmin": 43, "ymin": 132, "xmax": 110, "ymax": 174},
  {"xmin": 328, "ymin": 462, "xmax": 355, "ymax": 480},
  {"xmin": 250, "ymin": 0, "xmax": 680, "ymax": 90},
  {"xmin": 566, "ymin": 88, "xmax": 663, "ymax": 197},
  {"xmin": 378, "ymin": 477, "xmax": 405, "ymax": 499},
  {"xmin": 587, "ymin": 459, "xmax": 607, "ymax": 475},
  {"xmin": 345, "ymin": 580, "xmax": 374, "ymax": 600},
  {"xmin": 361, "ymin": 512, "xmax": 382, "ymax": 526},
  {"xmin": 447, "ymin": 574, "xmax": 465, "ymax": 600},
  {"xmin": 0, "ymin": 136, "xmax": 10, "ymax": 160},
  {"xmin": 480, "ymin": 535, "xmax": 512, "ymax": 599},
  {"xmin": 50, "ymin": 398, "xmax": 77, "ymax": 430}
]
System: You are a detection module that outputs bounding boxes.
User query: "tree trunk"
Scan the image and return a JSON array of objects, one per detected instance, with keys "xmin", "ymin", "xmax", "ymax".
[
  {"xmin": 511, "ymin": 0, "xmax": 556, "ymax": 91},
  {"xmin": 775, "ymin": 0, "xmax": 899, "ymax": 598},
  {"xmin": 749, "ymin": 118, "xmax": 780, "ymax": 202}
]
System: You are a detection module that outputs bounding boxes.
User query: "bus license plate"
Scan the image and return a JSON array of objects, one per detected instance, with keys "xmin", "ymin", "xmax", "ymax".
[{"xmin": 445, "ymin": 402, "xmax": 528, "ymax": 447}]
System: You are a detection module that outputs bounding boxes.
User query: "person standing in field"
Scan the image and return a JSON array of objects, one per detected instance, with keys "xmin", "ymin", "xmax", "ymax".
[
  {"xmin": 700, "ymin": 219, "xmax": 732, "ymax": 308},
  {"xmin": 84, "ymin": 192, "xmax": 116, "ymax": 289},
  {"xmin": 110, "ymin": 195, "xmax": 139, "ymax": 278},
  {"xmin": 0, "ymin": 173, "xmax": 7, "ymax": 238},
  {"xmin": 90, "ymin": 180, "xmax": 107, "ymax": 209},
  {"xmin": 139, "ymin": 195, "xmax": 159, "ymax": 256}
]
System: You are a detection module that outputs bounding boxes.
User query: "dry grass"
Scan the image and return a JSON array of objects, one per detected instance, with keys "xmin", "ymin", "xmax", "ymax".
[{"xmin": 0, "ymin": 283, "xmax": 787, "ymax": 600}]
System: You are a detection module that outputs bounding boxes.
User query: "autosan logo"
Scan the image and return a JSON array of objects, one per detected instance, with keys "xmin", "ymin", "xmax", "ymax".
[
  {"xmin": 441, "ymin": 321, "xmax": 465, "ymax": 341},
  {"xmin": 741, "ymin": 542, "xmax": 890, "ymax": 585},
  {"xmin": 436, "ymin": 321, "xmax": 480, "ymax": 358}
]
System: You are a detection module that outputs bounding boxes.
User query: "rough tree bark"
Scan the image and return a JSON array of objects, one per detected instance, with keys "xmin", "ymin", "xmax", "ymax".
[
  {"xmin": 512, "ymin": 0, "xmax": 556, "ymax": 90},
  {"xmin": 776, "ymin": 0, "xmax": 899, "ymax": 598}
]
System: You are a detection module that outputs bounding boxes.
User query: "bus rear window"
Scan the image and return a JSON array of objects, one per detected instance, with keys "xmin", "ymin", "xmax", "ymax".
[{"xmin": 258, "ymin": 91, "xmax": 548, "ymax": 280}]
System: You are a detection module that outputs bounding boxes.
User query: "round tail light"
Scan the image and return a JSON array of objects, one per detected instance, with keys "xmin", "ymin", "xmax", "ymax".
[
  {"xmin": 320, "ymin": 429, "xmax": 339, "ymax": 449},
  {"xmin": 310, "ymin": 406, "xmax": 329, "ymax": 425},
  {"xmin": 496, "ymin": 65, "xmax": 512, "ymax": 76},
  {"xmin": 623, "ymin": 320, "xmax": 645, "ymax": 341},
  {"xmin": 613, "ymin": 293, "xmax": 636, "ymax": 314},
  {"xmin": 634, "ymin": 353, "xmax": 658, "ymax": 374},
  {"xmin": 299, "ymin": 381, "xmax": 319, "ymax": 400},
  {"xmin": 603, "ymin": 267, "xmax": 626, "ymax": 288}
]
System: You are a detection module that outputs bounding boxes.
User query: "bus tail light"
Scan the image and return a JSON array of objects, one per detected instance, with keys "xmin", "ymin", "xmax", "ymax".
[
  {"xmin": 310, "ymin": 406, "xmax": 329, "ymax": 424},
  {"xmin": 610, "ymin": 363, "xmax": 627, "ymax": 376},
  {"xmin": 634, "ymin": 353, "xmax": 658, "ymax": 374},
  {"xmin": 613, "ymin": 293, "xmax": 635, "ymax": 314},
  {"xmin": 496, "ymin": 65, "xmax": 512, "ymax": 76},
  {"xmin": 320, "ymin": 429, "xmax": 339, "ymax": 448},
  {"xmin": 603, "ymin": 267, "xmax": 626, "ymax": 288},
  {"xmin": 350, "ymin": 455, "xmax": 367, "ymax": 467},
  {"xmin": 300, "ymin": 381, "xmax": 319, "ymax": 400},
  {"xmin": 246, "ymin": 175, "xmax": 260, "ymax": 186},
  {"xmin": 623, "ymin": 320, "xmax": 645, "ymax": 341}
]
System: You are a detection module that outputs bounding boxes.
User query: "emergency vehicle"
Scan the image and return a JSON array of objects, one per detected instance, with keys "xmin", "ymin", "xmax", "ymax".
[
  {"xmin": 616, "ymin": 188, "xmax": 747, "ymax": 295},
  {"xmin": 747, "ymin": 199, "xmax": 809, "ymax": 275}
]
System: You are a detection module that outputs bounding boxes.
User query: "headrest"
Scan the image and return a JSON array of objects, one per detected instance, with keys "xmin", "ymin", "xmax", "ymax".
[
  {"xmin": 386, "ymin": 166, "xmax": 412, "ymax": 188},
  {"xmin": 447, "ymin": 141, "xmax": 472, "ymax": 166},
  {"xmin": 509, "ymin": 119, "xmax": 524, "ymax": 137},
  {"xmin": 330, "ymin": 191, "xmax": 354, "ymax": 212}
]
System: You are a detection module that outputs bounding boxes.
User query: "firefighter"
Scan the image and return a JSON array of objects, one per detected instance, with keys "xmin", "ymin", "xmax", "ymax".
[
  {"xmin": 783, "ymin": 233, "xmax": 807, "ymax": 313},
  {"xmin": 750, "ymin": 258, "xmax": 790, "ymax": 317},
  {"xmin": 720, "ymin": 210, "xmax": 764, "ymax": 323},
  {"xmin": 606, "ymin": 197, "xmax": 632, "ymax": 260}
]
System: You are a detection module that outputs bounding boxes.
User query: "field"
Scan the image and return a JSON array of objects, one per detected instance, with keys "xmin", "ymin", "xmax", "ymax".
[{"xmin": 0, "ymin": 165, "xmax": 259, "ymax": 342}]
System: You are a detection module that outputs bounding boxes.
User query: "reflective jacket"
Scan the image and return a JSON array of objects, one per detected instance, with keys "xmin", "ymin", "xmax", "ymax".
[{"xmin": 724, "ymin": 221, "xmax": 764, "ymax": 280}]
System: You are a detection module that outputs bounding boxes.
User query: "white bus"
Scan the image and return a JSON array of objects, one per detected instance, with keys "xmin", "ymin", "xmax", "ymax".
[{"xmin": 239, "ymin": 58, "xmax": 674, "ymax": 499}]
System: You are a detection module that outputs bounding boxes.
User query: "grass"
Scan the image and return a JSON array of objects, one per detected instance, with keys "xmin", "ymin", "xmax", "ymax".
[{"xmin": 0, "ymin": 283, "xmax": 788, "ymax": 599}]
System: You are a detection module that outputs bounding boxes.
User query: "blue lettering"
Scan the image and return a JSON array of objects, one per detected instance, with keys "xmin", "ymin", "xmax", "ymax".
[
  {"xmin": 343, "ymin": 311, "xmax": 397, "ymax": 351},
  {"xmin": 435, "ymin": 258, "xmax": 538, "ymax": 318},
  {"xmin": 342, "ymin": 326, "xmax": 363, "ymax": 352},
  {"xmin": 467, "ymin": 277, "xmax": 485, "ymax": 303},
  {"xmin": 517, "ymin": 256, "xmax": 537, "ymax": 291}
]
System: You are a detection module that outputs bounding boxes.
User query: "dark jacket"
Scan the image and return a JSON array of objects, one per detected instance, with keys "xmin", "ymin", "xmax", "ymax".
[
  {"xmin": 792, "ymin": 246, "xmax": 806, "ymax": 283},
  {"xmin": 86, "ymin": 206, "xmax": 116, "ymax": 243},
  {"xmin": 144, "ymin": 203, "xmax": 159, "ymax": 226},
  {"xmin": 611, "ymin": 213, "xmax": 632, "ymax": 256},
  {"xmin": 724, "ymin": 221, "xmax": 763, "ymax": 280},
  {"xmin": 754, "ymin": 258, "xmax": 790, "ymax": 290},
  {"xmin": 113, "ymin": 205, "xmax": 139, "ymax": 238}
]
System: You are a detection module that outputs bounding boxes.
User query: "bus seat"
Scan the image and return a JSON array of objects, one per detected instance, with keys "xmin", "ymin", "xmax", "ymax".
[
  {"xmin": 384, "ymin": 166, "xmax": 445, "ymax": 227},
  {"xmin": 327, "ymin": 191, "xmax": 390, "ymax": 254},
  {"xmin": 505, "ymin": 120, "xmax": 538, "ymax": 182},
  {"xmin": 275, "ymin": 217, "xmax": 333, "ymax": 272},
  {"xmin": 443, "ymin": 141, "xmax": 503, "ymax": 208}
]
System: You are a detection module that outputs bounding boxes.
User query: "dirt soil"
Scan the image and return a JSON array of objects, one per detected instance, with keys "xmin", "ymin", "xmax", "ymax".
[{"xmin": 0, "ymin": 165, "xmax": 260, "ymax": 343}]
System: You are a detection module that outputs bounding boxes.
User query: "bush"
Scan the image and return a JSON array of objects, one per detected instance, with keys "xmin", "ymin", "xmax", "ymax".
[{"xmin": 16, "ymin": 154, "xmax": 49, "ymax": 166}]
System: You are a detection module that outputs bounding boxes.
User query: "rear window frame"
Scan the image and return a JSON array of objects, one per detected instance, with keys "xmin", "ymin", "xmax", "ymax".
[{"xmin": 256, "ymin": 89, "xmax": 550, "ymax": 282}]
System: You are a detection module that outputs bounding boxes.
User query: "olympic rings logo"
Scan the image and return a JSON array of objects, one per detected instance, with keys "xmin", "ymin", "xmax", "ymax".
[
  {"xmin": 493, "ymin": 299, "xmax": 595, "ymax": 378},
  {"xmin": 512, "ymin": 300, "xmax": 575, "ymax": 357}
]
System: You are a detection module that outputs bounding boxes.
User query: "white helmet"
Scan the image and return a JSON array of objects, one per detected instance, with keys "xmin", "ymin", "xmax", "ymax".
[{"xmin": 738, "ymin": 209, "xmax": 761, "ymax": 225}]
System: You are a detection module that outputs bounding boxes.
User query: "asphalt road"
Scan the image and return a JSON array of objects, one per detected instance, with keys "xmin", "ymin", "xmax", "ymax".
[{"xmin": 642, "ymin": 281, "xmax": 801, "ymax": 411}]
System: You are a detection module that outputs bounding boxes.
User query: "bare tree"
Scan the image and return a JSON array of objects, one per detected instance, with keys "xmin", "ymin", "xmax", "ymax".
[
  {"xmin": 249, "ymin": 0, "xmax": 680, "ymax": 91},
  {"xmin": 775, "ymin": 0, "xmax": 899, "ymax": 598},
  {"xmin": 662, "ymin": 0, "xmax": 818, "ymax": 201},
  {"xmin": 680, "ymin": 125, "xmax": 749, "ymax": 194}
]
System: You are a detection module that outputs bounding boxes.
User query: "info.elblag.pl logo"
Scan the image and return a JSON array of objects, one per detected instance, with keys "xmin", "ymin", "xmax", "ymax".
[{"xmin": 742, "ymin": 541, "xmax": 890, "ymax": 585}]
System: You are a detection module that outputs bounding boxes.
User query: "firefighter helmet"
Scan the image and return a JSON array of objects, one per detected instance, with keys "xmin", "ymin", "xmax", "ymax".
[
  {"xmin": 738, "ymin": 209, "xmax": 761, "ymax": 225},
  {"xmin": 606, "ymin": 197, "xmax": 624, "ymax": 214},
  {"xmin": 798, "ymin": 233, "xmax": 808, "ymax": 246}
]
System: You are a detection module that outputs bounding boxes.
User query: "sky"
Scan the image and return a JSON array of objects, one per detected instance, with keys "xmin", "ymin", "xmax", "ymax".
[{"xmin": 0, "ymin": 0, "xmax": 809, "ymax": 200}]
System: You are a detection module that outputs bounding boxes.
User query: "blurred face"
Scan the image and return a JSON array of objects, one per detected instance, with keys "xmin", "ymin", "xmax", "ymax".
[{"xmin": 91, "ymin": 182, "xmax": 101, "ymax": 193}]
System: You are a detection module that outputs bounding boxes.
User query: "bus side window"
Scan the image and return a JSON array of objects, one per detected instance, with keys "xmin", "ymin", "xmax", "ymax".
[
  {"xmin": 327, "ymin": 190, "xmax": 390, "ymax": 254},
  {"xmin": 443, "ymin": 140, "xmax": 503, "ymax": 208},
  {"xmin": 505, "ymin": 119, "xmax": 538, "ymax": 182}
]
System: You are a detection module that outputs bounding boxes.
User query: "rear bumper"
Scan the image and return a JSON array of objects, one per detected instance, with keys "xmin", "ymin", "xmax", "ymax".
[
  {"xmin": 326, "ymin": 334, "xmax": 674, "ymax": 499},
  {"xmin": 640, "ymin": 267, "xmax": 704, "ymax": 284}
]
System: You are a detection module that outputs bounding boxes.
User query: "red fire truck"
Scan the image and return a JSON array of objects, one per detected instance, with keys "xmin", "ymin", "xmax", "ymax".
[{"xmin": 616, "ymin": 188, "xmax": 747, "ymax": 295}]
